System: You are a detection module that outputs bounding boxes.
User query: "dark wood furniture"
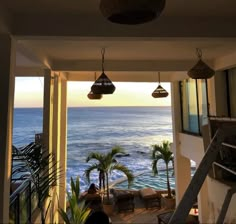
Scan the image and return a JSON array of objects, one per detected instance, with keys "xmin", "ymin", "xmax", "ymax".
[
  {"xmin": 139, "ymin": 188, "xmax": 161, "ymax": 209},
  {"xmin": 111, "ymin": 189, "xmax": 135, "ymax": 212},
  {"xmin": 84, "ymin": 193, "xmax": 103, "ymax": 211}
]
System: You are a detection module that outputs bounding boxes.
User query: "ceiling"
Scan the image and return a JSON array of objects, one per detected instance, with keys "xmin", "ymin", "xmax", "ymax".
[{"xmin": 2, "ymin": 0, "xmax": 236, "ymax": 82}]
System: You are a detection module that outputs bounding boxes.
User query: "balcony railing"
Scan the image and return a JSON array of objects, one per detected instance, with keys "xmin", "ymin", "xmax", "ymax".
[
  {"xmin": 212, "ymin": 141, "xmax": 236, "ymax": 182},
  {"xmin": 10, "ymin": 179, "xmax": 38, "ymax": 224}
]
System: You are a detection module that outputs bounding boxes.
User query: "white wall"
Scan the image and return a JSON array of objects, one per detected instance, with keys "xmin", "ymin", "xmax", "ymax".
[
  {"xmin": 179, "ymin": 133, "xmax": 204, "ymax": 164},
  {"xmin": 207, "ymin": 178, "xmax": 236, "ymax": 224}
]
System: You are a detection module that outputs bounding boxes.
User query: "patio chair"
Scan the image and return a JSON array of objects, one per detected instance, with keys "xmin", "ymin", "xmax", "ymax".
[
  {"xmin": 111, "ymin": 189, "xmax": 135, "ymax": 212},
  {"xmin": 139, "ymin": 188, "xmax": 161, "ymax": 209}
]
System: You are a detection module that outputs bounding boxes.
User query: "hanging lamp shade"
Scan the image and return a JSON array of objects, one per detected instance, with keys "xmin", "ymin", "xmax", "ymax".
[
  {"xmin": 87, "ymin": 72, "xmax": 103, "ymax": 100},
  {"xmin": 87, "ymin": 90, "xmax": 103, "ymax": 100},
  {"xmin": 100, "ymin": 0, "xmax": 166, "ymax": 25},
  {"xmin": 91, "ymin": 72, "xmax": 116, "ymax": 94},
  {"xmin": 188, "ymin": 48, "xmax": 215, "ymax": 79},
  {"xmin": 152, "ymin": 72, "xmax": 169, "ymax": 98},
  {"xmin": 91, "ymin": 48, "xmax": 116, "ymax": 94}
]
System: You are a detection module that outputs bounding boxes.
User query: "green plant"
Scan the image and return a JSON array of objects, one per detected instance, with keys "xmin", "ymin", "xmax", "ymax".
[
  {"xmin": 84, "ymin": 146, "xmax": 134, "ymax": 201},
  {"xmin": 58, "ymin": 176, "xmax": 91, "ymax": 224},
  {"xmin": 13, "ymin": 143, "xmax": 61, "ymax": 224},
  {"xmin": 151, "ymin": 140, "xmax": 174, "ymax": 198}
]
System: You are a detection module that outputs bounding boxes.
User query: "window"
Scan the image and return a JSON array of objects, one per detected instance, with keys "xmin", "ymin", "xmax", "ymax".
[{"xmin": 180, "ymin": 79, "xmax": 208, "ymax": 135}]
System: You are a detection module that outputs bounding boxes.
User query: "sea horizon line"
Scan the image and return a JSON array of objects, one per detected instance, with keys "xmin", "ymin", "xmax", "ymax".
[{"xmin": 14, "ymin": 105, "xmax": 171, "ymax": 109}]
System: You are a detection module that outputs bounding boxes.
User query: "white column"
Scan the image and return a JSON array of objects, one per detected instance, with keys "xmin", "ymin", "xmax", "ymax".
[
  {"xmin": 51, "ymin": 73, "xmax": 68, "ymax": 223},
  {"xmin": 171, "ymin": 82, "xmax": 191, "ymax": 204},
  {"xmin": 196, "ymin": 162, "xmax": 210, "ymax": 223},
  {"xmin": 58, "ymin": 74, "xmax": 68, "ymax": 223},
  {"xmin": 52, "ymin": 73, "xmax": 61, "ymax": 224},
  {"xmin": 52, "ymin": 73, "xmax": 60, "ymax": 170},
  {"xmin": 0, "ymin": 35, "xmax": 16, "ymax": 223},
  {"xmin": 42, "ymin": 70, "xmax": 57, "ymax": 224},
  {"xmin": 43, "ymin": 69, "xmax": 54, "ymax": 154}
]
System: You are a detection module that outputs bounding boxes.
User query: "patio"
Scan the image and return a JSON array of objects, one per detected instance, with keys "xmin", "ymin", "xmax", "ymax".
[{"xmin": 110, "ymin": 193, "xmax": 162, "ymax": 224}]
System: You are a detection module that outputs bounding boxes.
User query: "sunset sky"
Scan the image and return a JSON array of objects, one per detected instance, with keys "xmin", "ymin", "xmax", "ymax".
[{"xmin": 14, "ymin": 77, "xmax": 171, "ymax": 108}]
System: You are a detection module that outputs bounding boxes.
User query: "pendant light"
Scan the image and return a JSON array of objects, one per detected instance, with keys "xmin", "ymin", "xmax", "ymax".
[
  {"xmin": 87, "ymin": 72, "xmax": 103, "ymax": 100},
  {"xmin": 188, "ymin": 48, "xmax": 215, "ymax": 79},
  {"xmin": 91, "ymin": 48, "xmax": 116, "ymax": 94},
  {"xmin": 100, "ymin": 0, "xmax": 166, "ymax": 25},
  {"xmin": 152, "ymin": 72, "xmax": 169, "ymax": 98}
]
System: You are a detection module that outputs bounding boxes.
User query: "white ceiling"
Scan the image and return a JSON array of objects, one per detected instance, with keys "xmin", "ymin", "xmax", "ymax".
[{"xmin": 2, "ymin": 0, "xmax": 236, "ymax": 81}]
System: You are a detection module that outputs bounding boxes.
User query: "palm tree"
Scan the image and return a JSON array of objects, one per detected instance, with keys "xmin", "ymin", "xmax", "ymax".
[
  {"xmin": 151, "ymin": 140, "xmax": 174, "ymax": 198},
  {"xmin": 84, "ymin": 146, "xmax": 134, "ymax": 201}
]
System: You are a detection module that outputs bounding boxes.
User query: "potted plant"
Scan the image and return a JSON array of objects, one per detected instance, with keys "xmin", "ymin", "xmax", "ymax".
[
  {"xmin": 58, "ymin": 176, "xmax": 91, "ymax": 224},
  {"xmin": 84, "ymin": 146, "xmax": 134, "ymax": 214},
  {"xmin": 151, "ymin": 140, "xmax": 175, "ymax": 209}
]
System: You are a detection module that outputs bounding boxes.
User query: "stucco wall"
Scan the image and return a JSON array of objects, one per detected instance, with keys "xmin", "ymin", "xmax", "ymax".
[
  {"xmin": 179, "ymin": 133, "xmax": 236, "ymax": 223},
  {"xmin": 179, "ymin": 133, "xmax": 204, "ymax": 164},
  {"xmin": 207, "ymin": 178, "xmax": 236, "ymax": 224}
]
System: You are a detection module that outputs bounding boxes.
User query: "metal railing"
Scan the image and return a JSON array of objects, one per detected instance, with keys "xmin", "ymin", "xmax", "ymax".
[
  {"xmin": 10, "ymin": 179, "xmax": 38, "ymax": 224},
  {"xmin": 212, "ymin": 141, "xmax": 236, "ymax": 181}
]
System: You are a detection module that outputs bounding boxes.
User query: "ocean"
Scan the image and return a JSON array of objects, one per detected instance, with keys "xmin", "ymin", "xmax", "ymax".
[{"xmin": 13, "ymin": 106, "xmax": 173, "ymax": 192}]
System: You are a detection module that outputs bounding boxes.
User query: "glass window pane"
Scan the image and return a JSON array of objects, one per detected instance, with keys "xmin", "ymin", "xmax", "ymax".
[
  {"xmin": 181, "ymin": 79, "xmax": 199, "ymax": 134},
  {"xmin": 197, "ymin": 79, "xmax": 208, "ymax": 133}
]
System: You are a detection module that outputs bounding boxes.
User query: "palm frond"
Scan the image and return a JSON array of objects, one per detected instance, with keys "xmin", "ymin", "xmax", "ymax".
[
  {"xmin": 84, "ymin": 163, "xmax": 99, "ymax": 183},
  {"xmin": 15, "ymin": 142, "xmax": 62, "ymax": 224},
  {"xmin": 58, "ymin": 178, "xmax": 91, "ymax": 224},
  {"xmin": 110, "ymin": 145, "xmax": 125, "ymax": 157},
  {"xmin": 58, "ymin": 208, "xmax": 71, "ymax": 224},
  {"xmin": 71, "ymin": 176, "xmax": 80, "ymax": 201},
  {"xmin": 152, "ymin": 159, "xmax": 158, "ymax": 176},
  {"xmin": 110, "ymin": 163, "xmax": 134, "ymax": 186},
  {"xmin": 86, "ymin": 152, "xmax": 104, "ymax": 163}
]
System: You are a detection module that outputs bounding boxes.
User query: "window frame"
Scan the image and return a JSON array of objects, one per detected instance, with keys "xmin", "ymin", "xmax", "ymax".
[{"xmin": 179, "ymin": 79, "xmax": 209, "ymax": 136}]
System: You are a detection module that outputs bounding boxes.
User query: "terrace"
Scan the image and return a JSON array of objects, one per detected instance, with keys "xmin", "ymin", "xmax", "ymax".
[{"xmin": 1, "ymin": 0, "xmax": 236, "ymax": 223}]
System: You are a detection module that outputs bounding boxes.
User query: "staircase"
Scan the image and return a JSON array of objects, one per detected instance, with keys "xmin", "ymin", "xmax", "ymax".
[{"xmin": 169, "ymin": 120, "xmax": 236, "ymax": 224}]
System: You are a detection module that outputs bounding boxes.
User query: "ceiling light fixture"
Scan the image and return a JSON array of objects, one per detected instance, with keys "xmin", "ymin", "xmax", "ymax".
[
  {"xmin": 87, "ymin": 72, "xmax": 103, "ymax": 100},
  {"xmin": 188, "ymin": 48, "xmax": 215, "ymax": 79},
  {"xmin": 152, "ymin": 72, "xmax": 169, "ymax": 98},
  {"xmin": 91, "ymin": 48, "xmax": 116, "ymax": 94},
  {"xmin": 100, "ymin": 0, "xmax": 166, "ymax": 25}
]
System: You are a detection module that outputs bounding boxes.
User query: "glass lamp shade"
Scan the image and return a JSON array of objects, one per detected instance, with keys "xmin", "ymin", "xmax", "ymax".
[
  {"xmin": 152, "ymin": 84, "xmax": 169, "ymax": 98},
  {"xmin": 87, "ymin": 91, "xmax": 103, "ymax": 100},
  {"xmin": 100, "ymin": 0, "xmax": 166, "ymax": 25},
  {"xmin": 188, "ymin": 59, "xmax": 215, "ymax": 79},
  {"xmin": 91, "ymin": 72, "xmax": 116, "ymax": 94}
]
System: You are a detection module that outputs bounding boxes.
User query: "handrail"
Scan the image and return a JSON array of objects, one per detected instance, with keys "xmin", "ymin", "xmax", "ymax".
[
  {"xmin": 213, "ymin": 162, "xmax": 236, "ymax": 178},
  {"xmin": 10, "ymin": 179, "xmax": 31, "ymax": 204},
  {"xmin": 222, "ymin": 142, "xmax": 236, "ymax": 150},
  {"xmin": 10, "ymin": 179, "xmax": 33, "ymax": 224}
]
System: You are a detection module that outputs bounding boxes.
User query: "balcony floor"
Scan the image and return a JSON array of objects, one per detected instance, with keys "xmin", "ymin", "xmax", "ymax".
[{"xmin": 110, "ymin": 194, "xmax": 164, "ymax": 224}]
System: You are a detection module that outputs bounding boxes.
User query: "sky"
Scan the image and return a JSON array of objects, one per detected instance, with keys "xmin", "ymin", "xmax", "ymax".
[{"xmin": 14, "ymin": 77, "xmax": 171, "ymax": 108}]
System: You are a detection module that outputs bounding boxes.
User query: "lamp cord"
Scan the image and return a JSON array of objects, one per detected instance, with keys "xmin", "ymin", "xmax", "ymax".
[
  {"xmin": 196, "ymin": 48, "xmax": 202, "ymax": 59},
  {"xmin": 158, "ymin": 72, "xmax": 161, "ymax": 84},
  {"xmin": 101, "ymin": 48, "xmax": 105, "ymax": 72}
]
